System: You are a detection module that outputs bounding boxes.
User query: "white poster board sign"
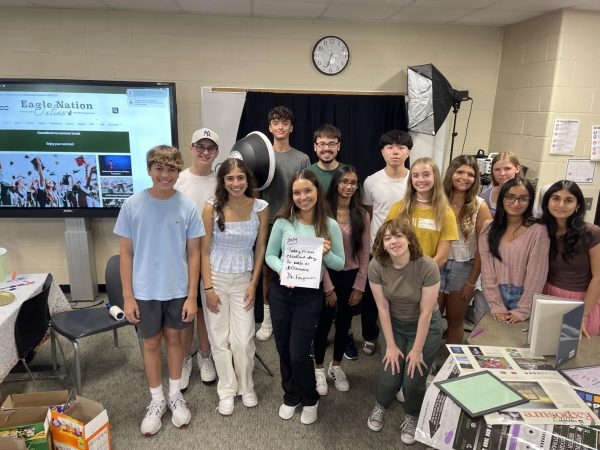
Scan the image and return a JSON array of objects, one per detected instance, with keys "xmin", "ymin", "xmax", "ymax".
[
  {"xmin": 280, "ymin": 236, "xmax": 323, "ymax": 289},
  {"xmin": 550, "ymin": 119, "xmax": 579, "ymax": 155}
]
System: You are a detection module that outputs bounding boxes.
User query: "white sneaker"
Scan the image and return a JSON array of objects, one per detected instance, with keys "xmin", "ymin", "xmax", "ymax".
[
  {"xmin": 197, "ymin": 353, "xmax": 217, "ymax": 384},
  {"xmin": 300, "ymin": 402, "xmax": 318, "ymax": 425},
  {"xmin": 140, "ymin": 399, "xmax": 167, "ymax": 436},
  {"xmin": 327, "ymin": 363, "xmax": 349, "ymax": 392},
  {"xmin": 315, "ymin": 368, "xmax": 328, "ymax": 396},
  {"xmin": 278, "ymin": 403, "xmax": 299, "ymax": 420},
  {"xmin": 367, "ymin": 403, "xmax": 386, "ymax": 432},
  {"xmin": 256, "ymin": 324, "xmax": 273, "ymax": 341},
  {"xmin": 168, "ymin": 395, "xmax": 191, "ymax": 428},
  {"xmin": 180, "ymin": 356, "xmax": 192, "ymax": 392},
  {"xmin": 241, "ymin": 391, "xmax": 258, "ymax": 408},
  {"xmin": 218, "ymin": 396, "xmax": 234, "ymax": 416}
]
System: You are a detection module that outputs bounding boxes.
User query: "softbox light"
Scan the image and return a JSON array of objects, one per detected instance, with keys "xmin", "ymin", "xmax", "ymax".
[
  {"xmin": 407, "ymin": 63, "xmax": 468, "ymax": 136},
  {"xmin": 230, "ymin": 131, "xmax": 275, "ymax": 190}
]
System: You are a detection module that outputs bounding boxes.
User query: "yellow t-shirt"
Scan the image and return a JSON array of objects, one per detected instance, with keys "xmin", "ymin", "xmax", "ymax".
[{"xmin": 386, "ymin": 201, "xmax": 458, "ymax": 258}]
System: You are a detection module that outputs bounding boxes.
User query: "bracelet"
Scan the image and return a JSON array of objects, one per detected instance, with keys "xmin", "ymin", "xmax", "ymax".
[
  {"xmin": 325, "ymin": 290, "xmax": 335, "ymax": 298},
  {"xmin": 204, "ymin": 286, "xmax": 213, "ymax": 291},
  {"xmin": 465, "ymin": 281, "xmax": 476, "ymax": 287}
]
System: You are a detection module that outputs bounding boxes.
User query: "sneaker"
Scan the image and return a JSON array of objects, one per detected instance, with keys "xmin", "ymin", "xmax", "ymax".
[
  {"xmin": 400, "ymin": 415, "xmax": 418, "ymax": 445},
  {"xmin": 343, "ymin": 334, "xmax": 359, "ymax": 360},
  {"xmin": 367, "ymin": 403, "xmax": 386, "ymax": 432},
  {"xmin": 241, "ymin": 391, "xmax": 258, "ymax": 408},
  {"xmin": 197, "ymin": 353, "xmax": 217, "ymax": 384},
  {"xmin": 168, "ymin": 395, "xmax": 191, "ymax": 428},
  {"xmin": 362, "ymin": 341, "xmax": 376, "ymax": 355},
  {"xmin": 278, "ymin": 403, "xmax": 300, "ymax": 420},
  {"xmin": 180, "ymin": 356, "xmax": 192, "ymax": 392},
  {"xmin": 315, "ymin": 368, "xmax": 328, "ymax": 396},
  {"xmin": 300, "ymin": 402, "xmax": 318, "ymax": 425},
  {"xmin": 140, "ymin": 399, "xmax": 167, "ymax": 436},
  {"xmin": 396, "ymin": 388, "xmax": 405, "ymax": 403},
  {"xmin": 218, "ymin": 396, "xmax": 234, "ymax": 416},
  {"xmin": 256, "ymin": 324, "xmax": 273, "ymax": 341},
  {"xmin": 327, "ymin": 363, "xmax": 350, "ymax": 392}
]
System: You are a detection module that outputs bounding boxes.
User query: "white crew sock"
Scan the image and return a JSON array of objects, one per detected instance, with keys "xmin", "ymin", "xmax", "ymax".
[
  {"xmin": 168, "ymin": 378, "xmax": 181, "ymax": 399},
  {"xmin": 149, "ymin": 384, "xmax": 165, "ymax": 402},
  {"xmin": 263, "ymin": 305, "xmax": 272, "ymax": 327}
]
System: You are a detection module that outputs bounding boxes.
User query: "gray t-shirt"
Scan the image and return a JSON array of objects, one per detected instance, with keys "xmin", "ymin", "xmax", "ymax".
[
  {"xmin": 368, "ymin": 255, "xmax": 440, "ymax": 322},
  {"xmin": 262, "ymin": 147, "xmax": 310, "ymax": 223}
]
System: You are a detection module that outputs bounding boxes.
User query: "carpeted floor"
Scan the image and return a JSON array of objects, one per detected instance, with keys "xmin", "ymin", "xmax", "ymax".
[{"xmin": 1, "ymin": 298, "xmax": 446, "ymax": 449}]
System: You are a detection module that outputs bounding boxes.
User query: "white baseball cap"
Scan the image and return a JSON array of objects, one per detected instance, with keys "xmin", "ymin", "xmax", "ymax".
[{"xmin": 191, "ymin": 128, "xmax": 219, "ymax": 147}]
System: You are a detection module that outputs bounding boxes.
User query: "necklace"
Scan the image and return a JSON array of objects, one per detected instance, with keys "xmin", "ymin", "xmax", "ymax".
[{"xmin": 415, "ymin": 198, "xmax": 431, "ymax": 204}]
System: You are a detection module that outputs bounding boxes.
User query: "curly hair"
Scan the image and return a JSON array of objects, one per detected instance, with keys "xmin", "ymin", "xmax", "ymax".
[
  {"xmin": 372, "ymin": 218, "xmax": 423, "ymax": 264},
  {"xmin": 268, "ymin": 105, "xmax": 294, "ymax": 125},
  {"xmin": 540, "ymin": 180, "xmax": 590, "ymax": 261},
  {"xmin": 443, "ymin": 155, "xmax": 481, "ymax": 238},
  {"xmin": 146, "ymin": 145, "xmax": 183, "ymax": 171},
  {"xmin": 213, "ymin": 158, "xmax": 256, "ymax": 231},
  {"xmin": 276, "ymin": 169, "xmax": 332, "ymax": 240}
]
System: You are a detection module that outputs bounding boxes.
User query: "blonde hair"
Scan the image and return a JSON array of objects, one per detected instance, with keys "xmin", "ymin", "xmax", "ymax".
[
  {"xmin": 146, "ymin": 145, "xmax": 183, "ymax": 171},
  {"xmin": 491, "ymin": 151, "xmax": 521, "ymax": 186},
  {"xmin": 399, "ymin": 157, "xmax": 450, "ymax": 228}
]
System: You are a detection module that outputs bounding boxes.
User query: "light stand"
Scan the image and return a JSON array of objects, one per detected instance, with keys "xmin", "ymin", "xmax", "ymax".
[{"xmin": 448, "ymin": 89, "xmax": 469, "ymax": 164}]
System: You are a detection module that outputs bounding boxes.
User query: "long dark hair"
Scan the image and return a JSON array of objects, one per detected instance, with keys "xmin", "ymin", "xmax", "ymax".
[
  {"xmin": 326, "ymin": 165, "xmax": 365, "ymax": 260},
  {"xmin": 487, "ymin": 177, "xmax": 535, "ymax": 260},
  {"xmin": 540, "ymin": 180, "xmax": 589, "ymax": 261},
  {"xmin": 276, "ymin": 169, "xmax": 332, "ymax": 240},
  {"xmin": 214, "ymin": 158, "xmax": 255, "ymax": 231},
  {"xmin": 443, "ymin": 155, "xmax": 481, "ymax": 238}
]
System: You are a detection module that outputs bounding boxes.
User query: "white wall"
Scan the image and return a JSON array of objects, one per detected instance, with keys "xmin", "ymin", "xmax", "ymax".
[{"xmin": 0, "ymin": 7, "xmax": 504, "ymax": 284}]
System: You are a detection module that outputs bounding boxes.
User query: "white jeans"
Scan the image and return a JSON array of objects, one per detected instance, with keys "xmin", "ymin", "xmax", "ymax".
[{"xmin": 203, "ymin": 271, "xmax": 256, "ymax": 399}]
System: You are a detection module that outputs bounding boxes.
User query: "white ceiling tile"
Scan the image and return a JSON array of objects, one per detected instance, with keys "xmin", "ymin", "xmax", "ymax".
[
  {"xmin": 454, "ymin": 9, "xmax": 542, "ymax": 26},
  {"xmin": 411, "ymin": 0, "xmax": 498, "ymax": 9},
  {"xmin": 254, "ymin": 1, "xmax": 326, "ymax": 19},
  {"xmin": 323, "ymin": 4, "xmax": 404, "ymax": 21},
  {"xmin": 176, "ymin": 0, "xmax": 252, "ymax": 15},
  {"xmin": 0, "ymin": 0, "xmax": 34, "ymax": 6},
  {"xmin": 102, "ymin": 0, "xmax": 180, "ymax": 12},
  {"xmin": 489, "ymin": 0, "xmax": 585, "ymax": 12},
  {"xmin": 27, "ymin": 0, "xmax": 107, "ymax": 7},
  {"xmin": 388, "ymin": 6, "xmax": 476, "ymax": 24}
]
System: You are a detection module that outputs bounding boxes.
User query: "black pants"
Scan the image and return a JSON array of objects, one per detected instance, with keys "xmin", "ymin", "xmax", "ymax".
[
  {"xmin": 361, "ymin": 263, "xmax": 379, "ymax": 342},
  {"xmin": 269, "ymin": 278, "xmax": 322, "ymax": 407},
  {"xmin": 313, "ymin": 268, "xmax": 360, "ymax": 364}
]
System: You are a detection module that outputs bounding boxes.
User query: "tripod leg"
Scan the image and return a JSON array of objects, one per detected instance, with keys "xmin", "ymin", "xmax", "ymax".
[{"xmin": 255, "ymin": 351, "xmax": 274, "ymax": 377}]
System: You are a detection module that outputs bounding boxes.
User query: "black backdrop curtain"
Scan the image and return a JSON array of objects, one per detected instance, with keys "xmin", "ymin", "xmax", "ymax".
[{"xmin": 236, "ymin": 91, "xmax": 408, "ymax": 181}]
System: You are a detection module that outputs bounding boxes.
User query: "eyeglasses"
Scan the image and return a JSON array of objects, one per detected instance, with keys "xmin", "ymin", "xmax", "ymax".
[
  {"xmin": 193, "ymin": 143, "xmax": 218, "ymax": 154},
  {"xmin": 503, "ymin": 194, "xmax": 530, "ymax": 204},
  {"xmin": 315, "ymin": 141, "xmax": 339, "ymax": 149},
  {"xmin": 339, "ymin": 179, "xmax": 359, "ymax": 188}
]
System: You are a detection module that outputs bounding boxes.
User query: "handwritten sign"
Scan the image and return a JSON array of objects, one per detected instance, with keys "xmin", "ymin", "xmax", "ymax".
[{"xmin": 280, "ymin": 235, "xmax": 323, "ymax": 289}]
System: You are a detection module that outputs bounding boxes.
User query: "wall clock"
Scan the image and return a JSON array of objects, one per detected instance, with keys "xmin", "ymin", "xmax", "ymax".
[{"xmin": 312, "ymin": 36, "xmax": 349, "ymax": 76}]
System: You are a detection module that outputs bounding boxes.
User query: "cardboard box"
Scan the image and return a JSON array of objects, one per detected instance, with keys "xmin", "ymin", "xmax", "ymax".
[
  {"xmin": 0, "ymin": 437, "xmax": 27, "ymax": 450},
  {"xmin": 49, "ymin": 396, "xmax": 111, "ymax": 450},
  {"xmin": 1, "ymin": 390, "xmax": 71, "ymax": 412},
  {"xmin": 0, "ymin": 407, "xmax": 52, "ymax": 450}
]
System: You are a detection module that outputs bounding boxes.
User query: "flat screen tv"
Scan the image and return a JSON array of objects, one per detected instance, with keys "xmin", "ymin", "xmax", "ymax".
[{"xmin": 0, "ymin": 79, "xmax": 178, "ymax": 218}]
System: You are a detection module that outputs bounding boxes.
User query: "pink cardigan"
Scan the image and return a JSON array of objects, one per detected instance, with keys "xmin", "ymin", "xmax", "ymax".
[{"xmin": 479, "ymin": 221, "xmax": 550, "ymax": 321}]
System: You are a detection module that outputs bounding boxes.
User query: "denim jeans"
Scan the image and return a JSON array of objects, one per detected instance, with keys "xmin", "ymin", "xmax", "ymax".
[
  {"xmin": 498, "ymin": 284, "xmax": 524, "ymax": 311},
  {"xmin": 375, "ymin": 311, "xmax": 443, "ymax": 416}
]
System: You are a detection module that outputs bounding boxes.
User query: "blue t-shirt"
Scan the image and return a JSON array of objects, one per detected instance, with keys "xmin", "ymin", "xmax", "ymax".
[{"xmin": 113, "ymin": 189, "xmax": 205, "ymax": 301}]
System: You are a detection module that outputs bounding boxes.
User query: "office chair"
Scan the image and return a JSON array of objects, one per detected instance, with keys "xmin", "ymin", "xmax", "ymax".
[
  {"xmin": 12, "ymin": 273, "xmax": 65, "ymax": 389},
  {"xmin": 51, "ymin": 255, "xmax": 134, "ymax": 394}
]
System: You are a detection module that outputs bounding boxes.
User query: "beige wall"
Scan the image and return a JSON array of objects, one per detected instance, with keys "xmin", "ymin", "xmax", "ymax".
[
  {"xmin": 489, "ymin": 9, "xmax": 600, "ymax": 220},
  {"xmin": 1, "ymin": 7, "xmax": 504, "ymax": 284}
]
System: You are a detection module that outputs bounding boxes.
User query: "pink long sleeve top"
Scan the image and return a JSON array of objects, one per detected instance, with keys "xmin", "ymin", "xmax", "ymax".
[{"xmin": 479, "ymin": 221, "xmax": 550, "ymax": 321}]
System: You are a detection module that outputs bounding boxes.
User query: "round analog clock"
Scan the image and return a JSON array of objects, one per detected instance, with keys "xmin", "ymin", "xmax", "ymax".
[{"xmin": 312, "ymin": 36, "xmax": 349, "ymax": 76}]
